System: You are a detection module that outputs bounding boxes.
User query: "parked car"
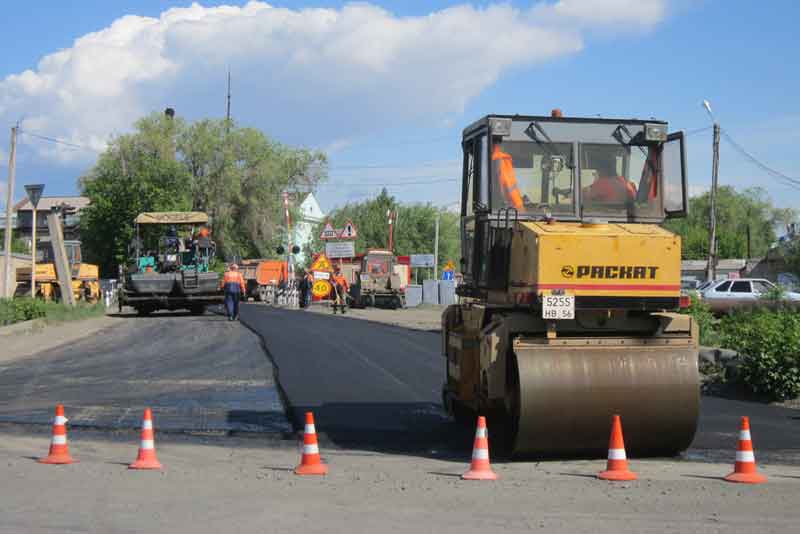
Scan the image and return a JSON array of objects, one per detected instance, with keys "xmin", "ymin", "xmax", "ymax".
[{"xmin": 700, "ymin": 278, "xmax": 800, "ymax": 314}]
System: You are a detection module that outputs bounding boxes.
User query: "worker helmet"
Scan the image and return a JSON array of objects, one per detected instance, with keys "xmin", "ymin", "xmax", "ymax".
[{"xmin": 230, "ymin": 263, "xmax": 239, "ymax": 271}]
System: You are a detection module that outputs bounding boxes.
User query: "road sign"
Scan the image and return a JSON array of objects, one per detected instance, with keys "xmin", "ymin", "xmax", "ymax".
[
  {"xmin": 312, "ymin": 279, "xmax": 332, "ymax": 298},
  {"xmin": 310, "ymin": 253, "xmax": 332, "ymax": 272},
  {"xmin": 340, "ymin": 220, "xmax": 358, "ymax": 239},
  {"xmin": 24, "ymin": 184, "xmax": 45, "ymax": 209},
  {"xmin": 325, "ymin": 241, "xmax": 355, "ymax": 259},
  {"xmin": 443, "ymin": 260, "xmax": 455, "ymax": 272},
  {"xmin": 442, "ymin": 270, "xmax": 454, "ymax": 281},
  {"xmin": 313, "ymin": 271, "xmax": 330, "ymax": 280},
  {"xmin": 410, "ymin": 254, "xmax": 435, "ymax": 268},
  {"xmin": 320, "ymin": 222, "xmax": 339, "ymax": 240}
]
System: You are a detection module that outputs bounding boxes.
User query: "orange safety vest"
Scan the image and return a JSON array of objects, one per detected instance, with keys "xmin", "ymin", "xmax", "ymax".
[
  {"xmin": 492, "ymin": 145, "xmax": 523, "ymax": 209},
  {"xmin": 223, "ymin": 271, "xmax": 246, "ymax": 292},
  {"xmin": 588, "ymin": 175, "xmax": 637, "ymax": 202},
  {"xmin": 332, "ymin": 273, "xmax": 349, "ymax": 292}
]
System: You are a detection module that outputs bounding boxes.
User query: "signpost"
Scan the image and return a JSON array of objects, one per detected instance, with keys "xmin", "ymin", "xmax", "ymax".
[
  {"xmin": 325, "ymin": 241, "xmax": 356, "ymax": 259},
  {"xmin": 24, "ymin": 184, "xmax": 45, "ymax": 298},
  {"xmin": 340, "ymin": 220, "xmax": 358, "ymax": 239},
  {"xmin": 410, "ymin": 254, "xmax": 435, "ymax": 268}
]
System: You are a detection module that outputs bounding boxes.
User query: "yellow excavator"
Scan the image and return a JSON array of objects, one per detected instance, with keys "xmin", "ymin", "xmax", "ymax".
[
  {"xmin": 442, "ymin": 111, "xmax": 698, "ymax": 457},
  {"xmin": 16, "ymin": 240, "xmax": 100, "ymax": 302}
]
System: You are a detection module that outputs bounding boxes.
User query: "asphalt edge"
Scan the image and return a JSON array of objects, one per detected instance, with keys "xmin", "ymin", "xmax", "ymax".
[{"xmin": 222, "ymin": 304, "xmax": 301, "ymax": 437}]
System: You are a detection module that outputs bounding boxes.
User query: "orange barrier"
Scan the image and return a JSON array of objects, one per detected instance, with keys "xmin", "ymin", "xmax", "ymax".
[
  {"xmin": 462, "ymin": 416, "xmax": 498, "ymax": 480},
  {"xmin": 295, "ymin": 412, "xmax": 328, "ymax": 476},
  {"xmin": 39, "ymin": 405, "xmax": 76, "ymax": 465},
  {"xmin": 598, "ymin": 415, "xmax": 637, "ymax": 481},
  {"xmin": 724, "ymin": 416, "xmax": 767, "ymax": 484},
  {"xmin": 129, "ymin": 408, "xmax": 163, "ymax": 470}
]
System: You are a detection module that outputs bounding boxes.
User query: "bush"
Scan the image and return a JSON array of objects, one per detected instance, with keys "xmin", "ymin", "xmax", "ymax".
[
  {"xmin": 0, "ymin": 298, "xmax": 47, "ymax": 326},
  {"xmin": 680, "ymin": 294, "xmax": 719, "ymax": 346},
  {"xmin": 719, "ymin": 309, "xmax": 800, "ymax": 401}
]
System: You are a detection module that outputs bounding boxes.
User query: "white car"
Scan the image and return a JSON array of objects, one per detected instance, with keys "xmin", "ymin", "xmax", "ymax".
[{"xmin": 700, "ymin": 278, "xmax": 800, "ymax": 314}]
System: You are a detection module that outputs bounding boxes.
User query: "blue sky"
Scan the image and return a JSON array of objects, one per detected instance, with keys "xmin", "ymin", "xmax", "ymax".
[{"xmin": 1, "ymin": 1, "xmax": 798, "ymax": 216}]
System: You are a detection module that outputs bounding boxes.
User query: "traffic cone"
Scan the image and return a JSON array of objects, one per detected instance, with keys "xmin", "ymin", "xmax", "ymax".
[
  {"xmin": 295, "ymin": 412, "xmax": 328, "ymax": 475},
  {"xmin": 129, "ymin": 408, "xmax": 162, "ymax": 470},
  {"xmin": 38, "ymin": 405, "xmax": 76, "ymax": 465},
  {"xmin": 725, "ymin": 416, "xmax": 767, "ymax": 484},
  {"xmin": 462, "ymin": 416, "xmax": 498, "ymax": 480},
  {"xmin": 598, "ymin": 414, "xmax": 637, "ymax": 481}
]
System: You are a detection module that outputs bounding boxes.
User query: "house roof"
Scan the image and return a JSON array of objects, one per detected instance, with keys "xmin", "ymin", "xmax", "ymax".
[
  {"xmin": 14, "ymin": 196, "xmax": 90, "ymax": 212},
  {"xmin": 681, "ymin": 259, "xmax": 748, "ymax": 271}
]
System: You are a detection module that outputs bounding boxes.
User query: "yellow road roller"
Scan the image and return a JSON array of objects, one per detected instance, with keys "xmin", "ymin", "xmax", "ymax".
[{"xmin": 442, "ymin": 111, "xmax": 698, "ymax": 457}]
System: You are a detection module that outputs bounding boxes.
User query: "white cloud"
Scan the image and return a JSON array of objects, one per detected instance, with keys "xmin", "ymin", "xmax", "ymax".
[{"xmin": 0, "ymin": 1, "xmax": 670, "ymax": 166}]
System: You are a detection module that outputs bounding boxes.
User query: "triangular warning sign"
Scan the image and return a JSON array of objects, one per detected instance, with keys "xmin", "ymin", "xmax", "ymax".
[
  {"xmin": 340, "ymin": 220, "xmax": 358, "ymax": 239},
  {"xmin": 320, "ymin": 222, "xmax": 338, "ymax": 240},
  {"xmin": 310, "ymin": 253, "xmax": 333, "ymax": 272}
]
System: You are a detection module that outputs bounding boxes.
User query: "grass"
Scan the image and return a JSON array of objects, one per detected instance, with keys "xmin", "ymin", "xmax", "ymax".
[
  {"xmin": 0, "ymin": 297, "xmax": 106, "ymax": 327},
  {"xmin": 40, "ymin": 301, "xmax": 107, "ymax": 324}
]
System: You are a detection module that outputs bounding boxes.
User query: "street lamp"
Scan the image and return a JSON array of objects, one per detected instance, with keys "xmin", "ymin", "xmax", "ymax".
[{"xmin": 24, "ymin": 184, "xmax": 45, "ymax": 298}]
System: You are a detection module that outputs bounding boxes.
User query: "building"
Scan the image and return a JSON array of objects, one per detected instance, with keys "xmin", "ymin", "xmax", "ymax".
[
  {"xmin": 681, "ymin": 259, "xmax": 748, "ymax": 286},
  {"xmin": 292, "ymin": 192, "xmax": 325, "ymax": 265},
  {"xmin": 13, "ymin": 196, "xmax": 90, "ymax": 244}
]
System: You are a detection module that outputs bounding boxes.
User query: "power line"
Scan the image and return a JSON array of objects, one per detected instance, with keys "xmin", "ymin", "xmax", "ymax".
[
  {"xmin": 318, "ymin": 177, "xmax": 458, "ymax": 188},
  {"xmin": 720, "ymin": 129, "xmax": 800, "ymax": 190},
  {"xmin": 328, "ymin": 159, "xmax": 459, "ymax": 170},
  {"xmin": 18, "ymin": 130, "xmax": 103, "ymax": 153}
]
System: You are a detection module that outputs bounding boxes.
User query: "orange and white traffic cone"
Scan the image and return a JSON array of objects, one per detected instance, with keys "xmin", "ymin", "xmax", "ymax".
[
  {"xmin": 39, "ymin": 404, "xmax": 76, "ymax": 465},
  {"xmin": 598, "ymin": 414, "xmax": 637, "ymax": 481},
  {"xmin": 725, "ymin": 416, "xmax": 767, "ymax": 484},
  {"xmin": 294, "ymin": 412, "xmax": 328, "ymax": 476},
  {"xmin": 129, "ymin": 408, "xmax": 162, "ymax": 470},
  {"xmin": 462, "ymin": 416, "xmax": 498, "ymax": 480}
]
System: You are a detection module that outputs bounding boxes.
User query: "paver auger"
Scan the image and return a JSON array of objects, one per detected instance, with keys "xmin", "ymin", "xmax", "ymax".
[{"xmin": 441, "ymin": 111, "xmax": 699, "ymax": 457}]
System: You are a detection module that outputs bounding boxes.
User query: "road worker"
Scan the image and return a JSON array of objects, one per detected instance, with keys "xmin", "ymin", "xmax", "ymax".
[
  {"xmin": 300, "ymin": 269, "xmax": 314, "ymax": 309},
  {"xmin": 584, "ymin": 151, "xmax": 637, "ymax": 204},
  {"xmin": 223, "ymin": 263, "xmax": 246, "ymax": 321},
  {"xmin": 492, "ymin": 138, "xmax": 524, "ymax": 210},
  {"xmin": 331, "ymin": 265, "xmax": 350, "ymax": 314}
]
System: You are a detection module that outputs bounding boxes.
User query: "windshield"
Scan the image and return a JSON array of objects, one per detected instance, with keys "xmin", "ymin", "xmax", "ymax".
[
  {"xmin": 580, "ymin": 143, "xmax": 661, "ymax": 218},
  {"xmin": 365, "ymin": 255, "xmax": 391, "ymax": 276},
  {"xmin": 490, "ymin": 140, "xmax": 574, "ymax": 215}
]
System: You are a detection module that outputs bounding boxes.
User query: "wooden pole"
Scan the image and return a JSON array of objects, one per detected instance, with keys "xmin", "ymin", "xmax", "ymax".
[
  {"xmin": 2, "ymin": 126, "xmax": 18, "ymax": 298},
  {"xmin": 46, "ymin": 212, "xmax": 76, "ymax": 307},
  {"xmin": 433, "ymin": 213, "xmax": 440, "ymax": 281},
  {"xmin": 706, "ymin": 123, "xmax": 720, "ymax": 282},
  {"xmin": 30, "ymin": 206, "xmax": 37, "ymax": 297}
]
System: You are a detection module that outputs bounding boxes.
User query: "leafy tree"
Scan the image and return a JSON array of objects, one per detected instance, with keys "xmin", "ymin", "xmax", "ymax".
[
  {"xmin": 0, "ymin": 231, "xmax": 29, "ymax": 254},
  {"xmin": 304, "ymin": 189, "xmax": 460, "ymax": 273},
  {"xmin": 664, "ymin": 186, "xmax": 793, "ymax": 260},
  {"xmin": 80, "ymin": 112, "xmax": 326, "ymax": 276}
]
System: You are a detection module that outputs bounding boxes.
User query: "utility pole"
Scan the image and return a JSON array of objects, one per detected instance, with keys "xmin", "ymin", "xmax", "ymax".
[
  {"xmin": 433, "ymin": 213, "xmax": 440, "ymax": 281},
  {"xmin": 706, "ymin": 123, "xmax": 720, "ymax": 282},
  {"xmin": 2, "ymin": 125, "xmax": 18, "ymax": 298},
  {"xmin": 226, "ymin": 68, "xmax": 232, "ymax": 133}
]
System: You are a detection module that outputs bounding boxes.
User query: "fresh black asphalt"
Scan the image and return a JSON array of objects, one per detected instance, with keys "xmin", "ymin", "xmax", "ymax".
[
  {"xmin": 241, "ymin": 304, "xmax": 800, "ymax": 463},
  {"xmin": 0, "ymin": 311, "xmax": 290, "ymax": 435}
]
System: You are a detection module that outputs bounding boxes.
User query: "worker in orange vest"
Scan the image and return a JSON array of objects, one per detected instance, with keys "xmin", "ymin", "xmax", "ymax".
[
  {"xmin": 492, "ymin": 139, "xmax": 524, "ymax": 210},
  {"xmin": 331, "ymin": 265, "xmax": 350, "ymax": 314},
  {"xmin": 584, "ymin": 151, "xmax": 637, "ymax": 203},
  {"xmin": 223, "ymin": 263, "xmax": 246, "ymax": 321}
]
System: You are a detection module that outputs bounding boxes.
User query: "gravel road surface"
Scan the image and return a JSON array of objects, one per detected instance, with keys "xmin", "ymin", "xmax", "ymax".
[{"xmin": 1, "ymin": 429, "xmax": 799, "ymax": 534}]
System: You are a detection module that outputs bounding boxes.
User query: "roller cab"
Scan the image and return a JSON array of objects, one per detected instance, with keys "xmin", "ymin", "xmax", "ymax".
[{"xmin": 442, "ymin": 112, "xmax": 699, "ymax": 457}]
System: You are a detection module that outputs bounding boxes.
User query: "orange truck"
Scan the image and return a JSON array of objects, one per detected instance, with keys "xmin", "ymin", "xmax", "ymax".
[{"xmin": 240, "ymin": 259, "xmax": 288, "ymax": 301}]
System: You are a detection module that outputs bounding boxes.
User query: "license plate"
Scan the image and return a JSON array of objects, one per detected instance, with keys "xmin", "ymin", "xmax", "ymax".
[{"xmin": 542, "ymin": 294, "xmax": 575, "ymax": 320}]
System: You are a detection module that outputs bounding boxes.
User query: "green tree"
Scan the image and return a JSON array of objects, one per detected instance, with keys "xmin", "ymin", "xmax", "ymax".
[
  {"xmin": 80, "ymin": 112, "xmax": 327, "ymax": 276},
  {"xmin": 0, "ymin": 231, "xmax": 29, "ymax": 254},
  {"xmin": 664, "ymin": 186, "xmax": 791, "ymax": 260},
  {"xmin": 304, "ymin": 189, "xmax": 460, "ymax": 273}
]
